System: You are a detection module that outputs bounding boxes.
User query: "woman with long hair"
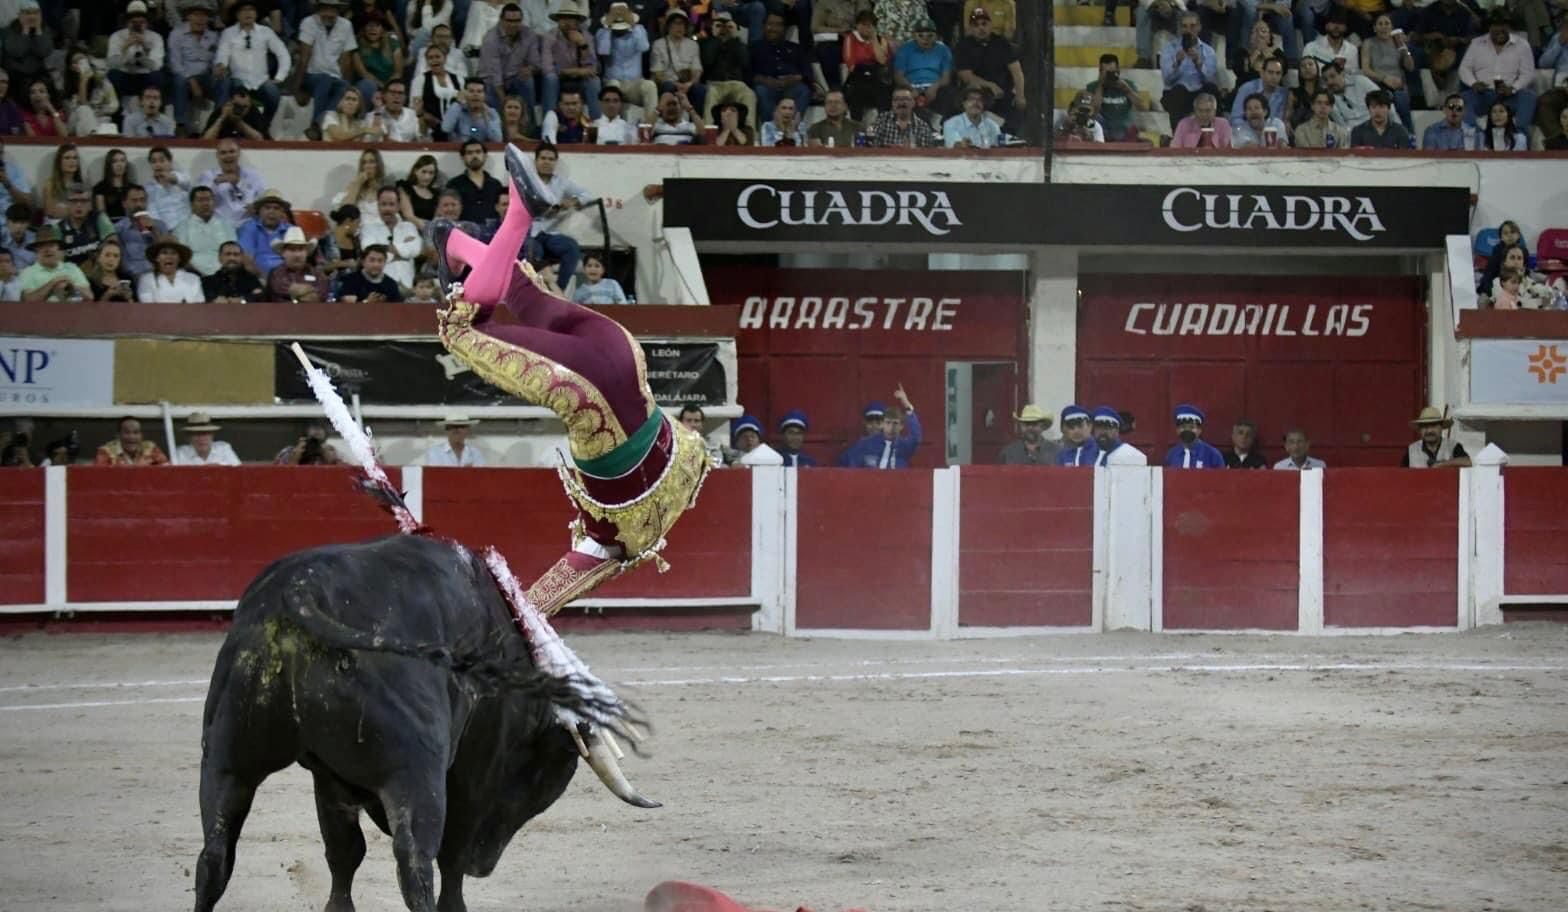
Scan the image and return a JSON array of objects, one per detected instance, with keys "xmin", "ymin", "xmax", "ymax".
[
  {"xmin": 711, "ymin": 101, "xmax": 754, "ymax": 145},
  {"xmin": 62, "ymin": 48, "xmax": 118, "ymax": 135},
  {"xmin": 320, "ymin": 204, "xmax": 365, "ymax": 275},
  {"xmin": 1478, "ymin": 100, "xmax": 1527, "ymax": 152},
  {"xmin": 336, "ymin": 148, "xmax": 387, "ymax": 212},
  {"xmin": 1237, "ymin": 20, "xmax": 1283, "ymax": 85},
  {"xmin": 21, "ymin": 78, "xmax": 67, "ymax": 137},
  {"xmin": 93, "ymin": 148, "xmax": 133, "ymax": 220},
  {"xmin": 1287, "ymin": 56, "xmax": 1321, "ymax": 127},
  {"xmin": 1477, "ymin": 220, "xmax": 1529, "ymax": 292},
  {"xmin": 1361, "ymin": 14, "xmax": 1415, "ymax": 132},
  {"xmin": 398, "ymin": 154, "xmax": 441, "ymax": 229},
  {"xmin": 322, "ymin": 86, "xmax": 385, "ymax": 142},
  {"xmin": 414, "ymin": 44, "xmax": 461, "ymax": 140},
  {"xmin": 500, "ymin": 94, "xmax": 531, "ymax": 143},
  {"xmin": 42, "ymin": 144, "xmax": 83, "ymax": 219},
  {"xmin": 84, "ymin": 239, "xmax": 134, "ymax": 302}
]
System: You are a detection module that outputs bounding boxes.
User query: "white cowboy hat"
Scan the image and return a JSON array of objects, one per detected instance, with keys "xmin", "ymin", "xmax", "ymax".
[
  {"xmin": 270, "ymin": 225, "xmax": 317, "ymax": 252},
  {"xmin": 183, "ymin": 412, "xmax": 221, "ymax": 433},
  {"xmin": 442, "ymin": 414, "xmax": 477, "ymax": 427}
]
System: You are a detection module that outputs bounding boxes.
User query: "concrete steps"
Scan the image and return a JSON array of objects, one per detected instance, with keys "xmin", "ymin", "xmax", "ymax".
[{"xmin": 1052, "ymin": 0, "xmax": 1133, "ymax": 27}]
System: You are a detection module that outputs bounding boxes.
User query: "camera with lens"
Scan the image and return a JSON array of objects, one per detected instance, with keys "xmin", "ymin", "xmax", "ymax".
[{"xmin": 1180, "ymin": 33, "xmax": 1197, "ymax": 50}]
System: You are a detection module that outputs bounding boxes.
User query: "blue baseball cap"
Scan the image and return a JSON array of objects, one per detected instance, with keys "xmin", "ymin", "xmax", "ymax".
[
  {"xmin": 778, "ymin": 409, "xmax": 808, "ymax": 432},
  {"xmin": 1060, "ymin": 404, "xmax": 1089, "ymax": 424},
  {"xmin": 862, "ymin": 401, "xmax": 886, "ymax": 419},
  {"xmin": 1174, "ymin": 403, "xmax": 1205, "ymax": 425},
  {"xmin": 732, "ymin": 415, "xmax": 763, "ymax": 440},
  {"xmin": 1091, "ymin": 406, "xmax": 1121, "ymax": 426}
]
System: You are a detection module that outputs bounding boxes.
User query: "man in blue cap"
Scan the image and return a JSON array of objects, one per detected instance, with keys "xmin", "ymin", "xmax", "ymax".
[
  {"xmin": 837, "ymin": 399, "xmax": 886, "ymax": 466},
  {"xmin": 1091, "ymin": 405, "xmax": 1128, "ymax": 466},
  {"xmin": 1163, "ymin": 403, "xmax": 1226, "ymax": 469},
  {"xmin": 842, "ymin": 385, "xmax": 921, "ymax": 469},
  {"xmin": 776, "ymin": 410, "xmax": 817, "ymax": 467},
  {"xmin": 1055, "ymin": 403, "xmax": 1099, "ymax": 467},
  {"xmin": 726, "ymin": 414, "xmax": 764, "ymax": 465}
]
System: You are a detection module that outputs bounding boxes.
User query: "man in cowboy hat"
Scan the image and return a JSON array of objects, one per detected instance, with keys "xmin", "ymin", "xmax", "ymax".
[
  {"xmin": 168, "ymin": 0, "xmax": 222, "ymax": 136},
  {"xmin": 541, "ymin": 0, "xmax": 603, "ymax": 120},
  {"xmin": 1402, "ymin": 407, "xmax": 1470, "ymax": 468},
  {"xmin": 18, "ymin": 226, "xmax": 90, "ymax": 304},
  {"xmin": 1162, "ymin": 403, "xmax": 1226, "ymax": 469},
  {"xmin": 266, "ymin": 225, "xmax": 329, "ymax": 303},
  {"xmin": 775, "ymin": 410, "xmax": 817, "ymax": 467},
  {"xmin": 237, "ymin": 188, "xmax": 291, "ymax": 274},
  {"xmin": 107, "ymin": 1, "xmax": 167, "ymax": 105},
  {"xmin": 176, "ymin": 412, "xmax": 241, "ymax": 466},
  {"xmin": 426, "ymin": 414, "xmax": 488, "ymax": 467},
  {"xmin": 1000, "ymin": 404, "xmax": 1061, "ymax": 465},
  {"xmin": 596, "ymin": 2, "xmax": 658, "ymax": 120},
  {"xmin": 137, "ymin": 237, "xmax": 204, "ymax": 302}
]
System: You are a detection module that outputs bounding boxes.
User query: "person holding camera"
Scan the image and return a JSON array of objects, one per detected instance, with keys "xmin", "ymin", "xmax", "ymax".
[
  {"xmin": 107, "ymin": 2, "xmax": 167, "ymax": 106},
  {"xmin": 1054, "ymin": 90, "xmax": 1106, "ymax": 142},
  {"xmin": 1160, "ymin": 12, "xmax": 1220, "ymax": 131},
  {"xmin": 1087, "ymin": 53, "xmax": 1148, "ymax": 141}
]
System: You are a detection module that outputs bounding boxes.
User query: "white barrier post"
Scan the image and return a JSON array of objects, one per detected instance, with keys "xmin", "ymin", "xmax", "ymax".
[
  {"xmin": 1297, "ymin": 468, "xmax": 1325, "ymax": 635},
  {"xmin": 401, "ymin": 465, "xmax": 424, "ymax": 524},
  {"xmin": 1102, "ymin": 447, "xmax": 1155, "ymax": 632},
  {"xmin": 44, "ymin": 465, "xmax": 67, "ymax": 611},
  {"xmin": 1465, "ymin": 444, "xmax": 1508, "ymax": 629},
  {"xmin": 750, "ymin": 465, "xmax": 788, "ymax": 634},
  {"xmin": 929, "ymin": 467, "xmax": 961, "ymax": 639}
]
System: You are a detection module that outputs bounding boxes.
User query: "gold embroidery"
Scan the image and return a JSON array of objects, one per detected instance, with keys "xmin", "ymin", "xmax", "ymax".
[
  {"xmin": 525, "ymin": 553, "xmax": 626, "ymax": 616},
  {"xmin": 557, "ymin": 416, "xmax": 713, "ymax": 560}
]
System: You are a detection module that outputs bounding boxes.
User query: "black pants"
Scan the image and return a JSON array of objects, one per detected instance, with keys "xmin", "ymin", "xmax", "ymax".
[
  {"xmin": 843, "ymin": 66, "xmax": 889, "ymax": 120},
  {"xmin": 1161, "ymin": 81, "xmax": 1219, "ymax": 131}
]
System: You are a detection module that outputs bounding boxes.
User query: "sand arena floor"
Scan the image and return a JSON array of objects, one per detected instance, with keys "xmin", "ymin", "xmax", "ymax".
[{"xmin": 1, "ymin": 626, "xmax": 1566, "ymax": 912}]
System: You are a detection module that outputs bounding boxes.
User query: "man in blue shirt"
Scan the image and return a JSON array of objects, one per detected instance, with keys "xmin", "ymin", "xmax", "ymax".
[
  {"xmin": 1538, "ymin": 19, "xmax": 1568, "ymax": 146},
  {"xmin": 750, "ymin": 12, "xmax": 810, "ymax": 125},
  {"xmin": 1422, "ymin": 92, "xmax": 1474, "ymax": 149},
  {"xmin": 1162, "ymin": 404, "xmax": 1226, "ymax": 469},
  {"xmin": 235, "ymin": 188, "xmax": 290, "ymax": 275},
  {"xmin": 843, "ymin": 386, "xmax": 921, "ymax": 469},
  {"xmin": 943, "ymin": 87, "xmax": 1003, "ymax": 147},
  {"xmin": 1056, "ymin": 404, "xmax": 1100, "ymax": 467},
  {"xmin": 1160, "ymin": 12, "xmax": 1219, "ymax": 132},
  {"xmin": 442, "ymin": 77, "xmax": 505, "ymax": 143},
  {"xmin": 776, "ymin": 410, "xmax": 817, "ymax": 467},
  {"xmin": 1091, "ymin": 406, "xmax": 1128, "ymax": 466},
  {"xmin": 894, "ymin": 18, "xmax": 955, "ymax": 112},
  {"xmin": 1229, "ymin": 56, "xmax": 1288, "ymax": 126},
  {"xmin": 0, "ymin": 140, "xmax": 34, "ymax": 216}
]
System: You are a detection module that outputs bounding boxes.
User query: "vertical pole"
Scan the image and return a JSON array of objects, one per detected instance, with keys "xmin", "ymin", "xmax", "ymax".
[
  {"xmin": 1297, "ymin": 468, "xmax": 1325, "ymax": 634},
  {"xmin": 929, "ymin": 467, "xmax": 962, "ymax": 639},
  {"xmin": 45, "ymin": 465, "xmax": 67, "ymax": 609}
]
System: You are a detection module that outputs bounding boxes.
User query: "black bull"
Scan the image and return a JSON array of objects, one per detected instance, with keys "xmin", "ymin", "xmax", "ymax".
[{"xmin": 194, "ymin": 534, "xmax": 651, "ymax": 912}]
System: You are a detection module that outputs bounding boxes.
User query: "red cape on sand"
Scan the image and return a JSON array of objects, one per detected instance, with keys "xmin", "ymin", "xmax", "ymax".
[{"xmin": 644, "ymin": 880, "xmax": 869, "ymax": 912}]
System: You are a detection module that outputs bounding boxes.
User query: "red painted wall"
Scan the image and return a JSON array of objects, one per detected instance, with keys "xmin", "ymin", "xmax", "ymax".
[
  {"xmin": 710, "ymin": 267, "xmax": 1029, "ymax": 467},
  {"xmin": 0, "ymin": 470, "xmax": 45, "ymax": 605},
  {"xmin": 1163, "ymin": 471, "xmax": 1299, "ymax": 629},
  {"xmin": 420, "ymin": 467, "xmax": 752, "ymax": 598},
  {"xmin": 66, "ymin": 467, "xmax": 400, "ymax": 602},
  {"xmin": 795, "ymin": 470, "xmax": 932, "ymax": 629},
  {"xmin": 1323, "ymin": 470, "xmax": 1458, "ymax": 627},
  {"xmin": 1503, "ymin": 468, "xmax": 1568, "ymax": 596},
  {"xmin": 1077, "ymin": 276, "xmax": 1426, "ymax": 467},
  {"xmin": 958, "ymin": 467, "xmax": 1093, "ymax": 627}
]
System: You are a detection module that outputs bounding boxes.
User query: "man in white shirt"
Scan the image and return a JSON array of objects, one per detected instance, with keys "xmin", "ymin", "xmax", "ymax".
[
  {"xmin": 213, "ymin": 0, "xmax": 291, "ymax": 128},
  {"xmin": 425, "ymin": 415, "xmax": 487, "ymax": 466},
  {"xmin": 360, "ymin": 186, "xmax": 423, "ymax": 289},
  {"xmin": 296, "ymin": 0, "xmax": 357, "ymax": 128},
  {"xmin": 176, "ymin": 413, "xmax": 242, "ymax": 466},
  {"xmin": 592, "ymin": 84, "xmax": 638, "ymax": 144},
  {"xmin": 1273, "ymin": 428, "xmax": 1326, "ymax": 470},
  {"xmin": 376, "ymin": 80, "xmax": 423, "ymax": 141},
  {"xmin": 144, "ymin": 146, "xmax": 190, "ymax": 229},
  {"xmin": 107, "ymin": 1, "xmax": 167, "ymax": 103},
  {"xmin": 650, "ymin": 91, "xmax": 702, "ymax": 144},
  {"xmin": 513, "ymin": 143, "xmax": 591, "ymax": 288},
  {"xmin": 176, "ymin": 186, "xmax": 238, "ymax": 276},
  {"xmin": 1324, "ymin": 62, "xmax": 1377, "ymax": 129},
  {"xmin": 196, "ymin": 139, "xmax": 268, "ymax": 228}
]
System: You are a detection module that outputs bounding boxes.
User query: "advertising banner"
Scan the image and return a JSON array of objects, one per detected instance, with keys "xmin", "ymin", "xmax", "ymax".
[
  {"xmin": 1470, "ymin": 341, "xmax": 1568, "ymax": 405},
  {"xmin": 664, "ymin": 180, "xmax": 1470, "ymax": 249},
  {"xmin": 0, "ymin": 337, "xmax": 115, "ymax": 406}
]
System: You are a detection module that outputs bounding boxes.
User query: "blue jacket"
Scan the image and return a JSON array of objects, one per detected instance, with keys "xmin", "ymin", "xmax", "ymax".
[
  {"xmin": 841, "ymin": 410, "xmax": 922, "ymax": 469},
  {"xmin": 779, "ymin": 448, "xmax": 817, "ymax": 467},
  {"xmin": 1162, "ymin": 440, "xmax": 1227, "ymax": 469},
  {"xmin": 1057, "ymin": 440, "xmax": 1100, "ymax": 467}
]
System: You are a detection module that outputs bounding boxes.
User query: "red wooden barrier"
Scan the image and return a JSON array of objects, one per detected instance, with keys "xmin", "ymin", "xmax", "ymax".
[
  {"xmin": 1503, "ymin": 468, "xmax": 1568, "ymax": 596},
  {"xmin": 0, "ymin": 470, "xmax": 45, "ymax": 606},
  {"xmin": 1162, "ymin": 470, "xmax": 1299, "ymax": 629},
  {"xmin": 66, "ymin": 467, "xmax": 400, "ymax": 602},
  {"xmin": 957, "ymin": 467, "xmax": 1093, "ymax": 627},
  {"xmin": 1323, "ymin": 470, "xmax": 1458, "ymax": 627},
  {"xmin": 795, "ymin": 470, "xmax": 932, "ymax": 629},
  {"xmin": 419, "ymin": 467, "xmax": 752, "ymax": 599}
]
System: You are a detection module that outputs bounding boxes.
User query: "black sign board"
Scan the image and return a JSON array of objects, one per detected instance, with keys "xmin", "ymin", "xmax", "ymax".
[
  {"xmin": 277, "ymin": 341, "xmax": 727, "ymax": 408},
  {"xmin": 662, "ymin": 179, "xmax": 1471, "ymax": 250}
]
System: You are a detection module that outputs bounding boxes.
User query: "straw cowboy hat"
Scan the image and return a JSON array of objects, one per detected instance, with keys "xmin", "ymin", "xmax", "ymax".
[
  {"xmin": 442, "ymin": 414, "xmax": 477, "ymax": 427},
  {"xmin": 1410, "ymin": 406, "xmax": 1452, "ymax": 428},
  {"xmin": 254, "ymin": 188, "xmax": 290, "ymax": 209},
  {"xmin": 270, "ymin": 225, "xmax": 317, "ymax": 252},
  {"xmin": 182, "ymin": 412, "xmax": 221, "ymax": 433},
  {"xmin": 602, "ymin": 1, "xmax": 639, "ymax": 30},
  {"xmin": 550, "ymin": 0, "xmax": 589, "ymax": 21},
  {"xmin": 1013, "ymin": 404, "xmax": 1054, "ymax": 428}
]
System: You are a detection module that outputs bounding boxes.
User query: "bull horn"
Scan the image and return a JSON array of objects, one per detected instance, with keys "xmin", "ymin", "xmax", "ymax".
[{"xmin": 584, "ymin": 730, "xmax": 662, "ymax": 809}]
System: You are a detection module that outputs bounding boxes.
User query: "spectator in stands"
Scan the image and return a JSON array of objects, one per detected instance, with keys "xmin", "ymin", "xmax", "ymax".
[
  {"xmin": 842, "ymin": 386, "xmax": 921, "ymax": 469},
  {"xmin": 236, "ymin": 188, "xmax": 292, "ymax": 277},
  {"xmin": 541, "ymin": 86, "xmax": 591, "ymax": 142},
  {"xmin": 175, "ymin": 413, "xmax": 241, "ymax": 465},
  {"xmin": 121, "ymin": 86, "xmax": 175, "ymax": 138},
  {"xmin": 1350, "ymin": 90, "xmax": 1412, "ymax": 146},
  {"xmin": 415, "ymin": 45, "xmax": 463, "ymax": 139},
  {"xmin": 1, "ymin": 4, "xmax": 52, "ymax": 99},
  {"xmin": 892, "ymin": 18, "xmax": 954, "ymax": 116},
  {"xmin": 1360, "ymin": 14, "xmax": 1415, "ymax": 131},
  {"xmin": 1460, "ymin": 14, "xmax": 1538, "ymax": 129},
  {"xmin": 334, "ymin": 149, "xmax": 387, "ymax": 214},
  {"xmin": 1231, "ymin": 55, "xmax": 1288, "ymax": 127},
  {"xmin": 541, "ymin": 1, "xmax": 603, "ymax": 120},
  {"xmin": 1293, "ymin": 88, "xmax": 1350, "ymax": 146},
  {"xmin": 361, "ymin": 185, "xmax": 421, "ymax": 289},
  {"xmin": 1476, "ymin": 98, "xmax": 1529, "ymax": 150},
  {"xmin": 348, "ymin": 12, "xmax": 405, "ymax": 105},
  {"xmin": 874, "ymin": 86, "xmax": 941, "ymax": 145},
  {"xmin": 811, "ymin": 0, "xmax": 859, "ymax": 92},
  {"xmin": 711, "ymin": 101, "xmax": 756, "ymax": 144},
  {"xmin": 1422, "ymin": 92, "xmax": 1476, "ymax": 149},
  {"xmin": 268, "ymin": 226, "xmax": 331, "ymax": 302},
  {"xmin": 1224, "ymin": 418, "xmax": 1268, "ymax": 468},
  {"xmin": 409, "ymin": 273, "xmax": 441, "ymax": 303},
  {"xmin": 840, "ymin": 11, "xmax": 893, "ymax": 121},
  {"xmin": 1239, "ymin": 0, "xmax": 1295, "ymax": 68},
  {"xmin": 448, "ymin": 140, "xmax": 502, "ymax": 223},
  {"xmin": 1286, "ymin": 55, "xmax": 1321, "ymax": 126},
  {"xmin": 1161, "ymin": 12, "xmax": 1220, "ymax": 130},
  {"xmin": 1057, "ymin": 89, "xmax": 1107, "ymax": 141},
  {"xmin": 114, "ymin": 187, "xmax": 168, "ymax": 277},
  {"xmin": 377, "ymin": 79, "xmax": 422, "ymax": 140},
  {"xmin": 20, "ymin": 227, "xmax": 91, "ymax": 303},
  {"xmin": 1489, "ymin": 266, "xmax": 1525, "ymax": 308},
  {"xmin": 726, "ymin": 414, "xmax": 764, "ymax": 464},
  {"xmin": 650, "ymin": 90, "xmax": 702, "ymax": 144},
  {"xmin": 58, "ymin": 53, "xmax": 116, "ymax": 137},
  {"xmin": 426, "ymin": 414, "xmax": 486, "ymax": 465},
  {"xmin": 1233, "ymin": 92, "xmax": 1289, "ymax": 146},
  {"xmin": 809, "ymin": 89, "xmax": 861, "ymax": 146},
  {"xmin": 272, "ymin": 85, "xmax": 317, "ymax": 140},
  {"xmin": 1173, "ymin": 92, "xmax": 1233, "ymax": 146},
  {"xmin": 0, "ymin": 142, "xmax": 30, "ymax": 218},
  {"xmin": 203, "ymin": 240, "xmax": 265, "ymax": 300},
  {"xmin": 1402, "ymin": 406, "xmax": 1469, "ymax": 467},
  {"xmin": 1304, "ymin": 10, "xmax": 1361, "ymax": 73},
  {"xmin": 277, "ymin": 423, "xmax": 341, "ymax": 464},
  {"xmin": 1087, "ymin": 54, "xmax": 1148, "ymax": 143},
  {"xmin": 963, "ymin": 0, "xmax": 1016, "ymax": 39},
  {"xmin": 944, "ymin": 86, "xmax": 1003, "ymax": 147},
  {"xmin": 526, "ymin": 142, "xmax": 589, "ymax": 287},
  {"xmin": 298, "ymin": 0, "xmax": 358, "ymax": 128},
  {"xmin": 1163, "ymin": 403, "xmax": 1226, "ymax": 468},
  {"xmin": 1053, "ymin": 404, "xmax": 1098, "ymax": 466},
  {"xmin": 397, "ymin": 155, "xmax": 442, "ymax": 230},
  {"xmin": 773, "ymin": 410, "xmax": 817, "ymax": 467},
  {"xmin": 202, "ymin": 84, "xmax": 270, "ymax": 139},
  {"xmin": 1090, "ymin": 405, "xmax": 1129, "ymax": 465},
  {"xmin": 701, "ymin": 11, "xmax": 756, "ymax": 128},
  {"xmin": 168, "ymin": 0, "xmax": 221, "ymax": 137},
  {"xmin": 107, "ymin": 1, "xmax": 167, "ymax": 105},
  {"xmin": 95, "ymin": 417, "xmax": 169, "ymax": 466},
  {"xmin": 85, "ymin": 241, "xmax": 135, "ymax": 302},
  {"xmin": 443, "ymin": 77, "xmax": 504, "ymax": 141},
  {"xmin": 496, "ymin": 93, "xmax": 529, "ymax": 142},
  {"xmin": 59, "ymin": 187, "xmax": 115, "ymax": 268},
  {"xmin": 479, "ymin": 2, "xmax": 538, "ymax": 112},
  {"xmin": 94, "ymin": 150, "xmax": 135, "ymax": 220},
  {"xmin": 1538, "ymin": 20, "xmax": 1568, "ymax": 146},
  {"xmin": 137, "ymin": 239, "xmax": 204, "ymax": 302},
  {"xmin": 1273, "ymin": 428, "xmax": 1325, "ymax": 469},
  {"xmin": 425, "ymin": 190, "xmax": 464, "ymax": 248},
  {"xmin": 593, "ymin": 85, "xmax": 639, "ymax": 144},
  {"xmin": 1477, "ymin": 220, "xmax": 1527, "ymax": 292},
  {"xmin": 570, "ymin": 251, "xmax": 627, "ymax": 303},
  {"xmin": 214, "ymin": 0, "xmax": 292, "ymax": 128},
  {"xmin": 1135, "ymin": 0, "xmax": 1180, "ymax": 68},
  {"xmin": 1482, "ymin": 246, "xmax": 1559, "ymax": 308},
  {"xmin": 177, "ymin": 186, "xmax": 237, "ymax": 277},
  {"xmin": 752, "ymin": 12, "xmax": 812, "ymax": 124},
  {"xmin": 461, "ymin": 0, "xmax": 505, "ymax": 57},
  {"xmin": 0, "ymin": 249, "xmax": 19, "ymax": 300},
  {"xmin": 1546, "ymin": 109, "xmax": 1568, "ymax": 150},
  {"xmin": 4, "ymin": 204, "xmax": 35, "ymax": 268},
  {"xmin": 1416, "ymin": 0, "xmax": 1481, "ymax": 95},
  {"xmin": 321, "ymin": 204, "xmax": 364, "ymax": 273},
  {"xmin": 598, "ymin": 3, "xmax": 657, "ymax": 119},
  {"xmin": 42, "ymin": 146, "xmax": 84, "ymax": 221},
  {"xmin": 998, "ymin": 404, "xmax": 1059, "ymax": 465},
  {"xmin": 1325, "ymin": 61, "xmax": 1377, "ymax": 128},
  {"xmin": 0, "ymin": 72, "xmax": 23, "ymax": 136},
  {"xmin": 760, "ymin": 95, "xmax": 806, "ymax": 145},
  {"xmin": 336, "ymin": 243, "xmax": 404, "ymax": 301},
  {"xmin": 321, "ymin": 85, "xmax": 383, "ymax": 140},
  {"xmin": 955, "ymin": 7, "xmax": 1025, "ymax": 131},
  {"xmin": 651, "ymin": 11, "xmax": 707, "ymax": 116}
]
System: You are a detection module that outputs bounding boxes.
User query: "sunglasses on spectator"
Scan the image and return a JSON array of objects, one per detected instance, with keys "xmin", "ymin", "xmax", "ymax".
[{"xmin": 1445, "ymin": 103, "xmax": 1464, "ymax": 111}]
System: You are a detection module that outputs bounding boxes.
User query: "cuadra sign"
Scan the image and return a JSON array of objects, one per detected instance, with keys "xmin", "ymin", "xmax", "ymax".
[
  {"xmin": 735, "ymin": 185, "xmax": 962, "ymax": 236},
  {"xmin": 1159, "ymin": 188, "xmax": 1386, "ymax": 242},
  {"xmin": 1124, "ymin": 301, "xmax": 1374, "ymax": 337}
]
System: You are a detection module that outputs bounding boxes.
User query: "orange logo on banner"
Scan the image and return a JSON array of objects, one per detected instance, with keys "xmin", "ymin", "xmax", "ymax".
[{"xmin": 1527, "ymin": 345, "xmax": 1566, "ymax": 384}]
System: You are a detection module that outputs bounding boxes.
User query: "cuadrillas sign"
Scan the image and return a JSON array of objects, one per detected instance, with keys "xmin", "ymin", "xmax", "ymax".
[{"xmin": 663, "ymin": 179, "xmax": 1470, "ymax": 250}]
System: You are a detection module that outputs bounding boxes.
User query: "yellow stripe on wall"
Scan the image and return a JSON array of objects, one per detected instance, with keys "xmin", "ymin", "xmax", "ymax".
[{"xmin": 114, "ymin": 339, "xmax": 276, "ymax": 404}]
